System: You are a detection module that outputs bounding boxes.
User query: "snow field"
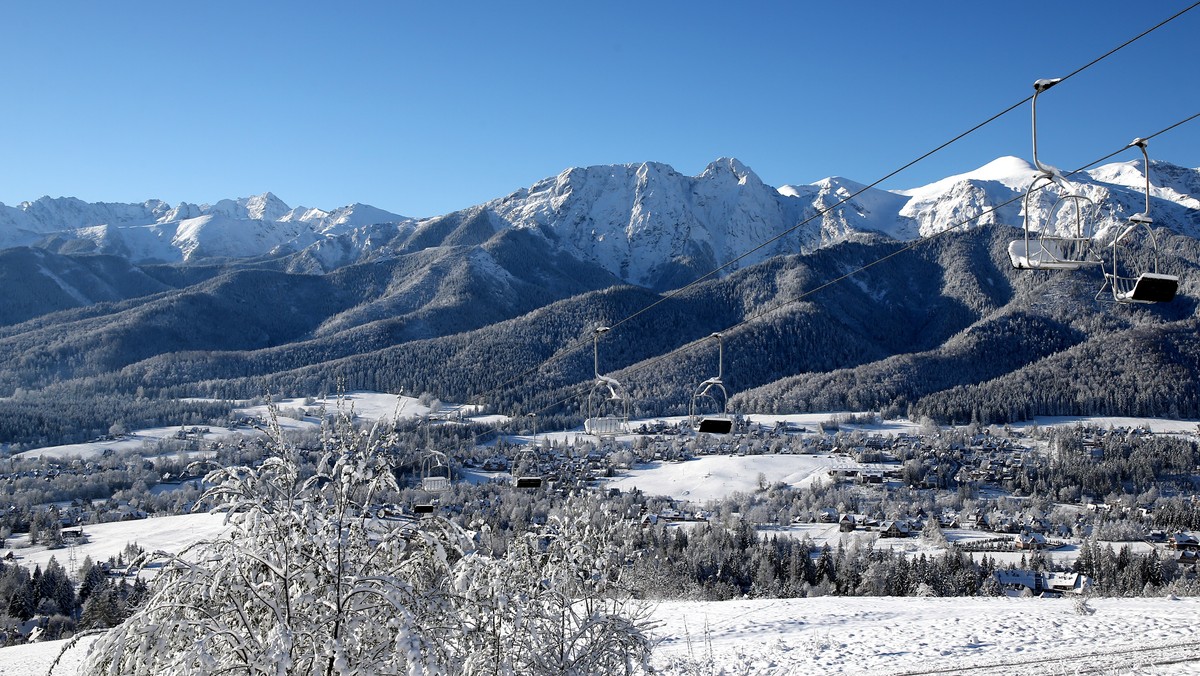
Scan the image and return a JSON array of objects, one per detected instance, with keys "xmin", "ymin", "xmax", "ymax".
[
  {"xmin": 6, "ymin": 512, "xmax": 229, "ymax": 574},
  {"xmin": 649, "ymin": 595, "xmax": 1200, "ymax": 675},
  {"xmin": 605, "ymin": 454, "xmax": 842, "ymax": 503},
  {"xmin": 8, "ymin": 596, "xmax": 1198, "ymax": 675}
]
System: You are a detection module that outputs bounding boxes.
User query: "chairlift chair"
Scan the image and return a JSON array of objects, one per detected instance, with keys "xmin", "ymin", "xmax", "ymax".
[
  {"xmin": 1097, "ymin": 139, "xmax": 1179, "ymax": 304},
  {"xmin": 421, "ymin": 450, "xmax": 451, "ymax": 493},
  {"xmin": 414, "ymin": 438, "xmax": 450, "ymax": 515},
  {"xmin": 690, "ymin": 332, "xmax": 733, "ymax": 435},
  {"xmin": 1008, "ymin": 78, "xmax": 1101, "ymax": 271},
  {"xmin": 513, "ymin": 447, "xmax": 543, "ymax": 489},
  {"xmin": 583, "ymin": 326, "xmax": 630, "ymax": 436}
]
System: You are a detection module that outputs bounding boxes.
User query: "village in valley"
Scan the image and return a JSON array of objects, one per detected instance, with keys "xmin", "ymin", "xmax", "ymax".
[{"xmin": 5, "ymin": 394, "xmax": 1199, "ymax": 626}]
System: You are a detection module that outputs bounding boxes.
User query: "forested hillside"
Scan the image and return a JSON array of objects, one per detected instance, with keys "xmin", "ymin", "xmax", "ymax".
[
  {"xmin": 1, "ymin": 219, "xmax": 1195, "ymax": 450},
  {"xmin": 2, "ymin": 150, "xmax": 1199, "ymax": 449}
]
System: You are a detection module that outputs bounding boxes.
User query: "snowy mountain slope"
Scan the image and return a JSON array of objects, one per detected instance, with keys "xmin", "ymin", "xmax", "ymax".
[
  {"xmin": 0, "ymin": 247, "xmax": 171, "ymax": 325},
  {"xmin": 892, "ymin": 155, "xmax": 1200, "ymax": 241},
  {"xmin": 3, "ymin": 156, "xmax": 1197, "ymax": 287},
  {"xmin": 804, "ymin": 175, "xmax": 918, "ymax": 240},
  {"xmin": 1, "ymin": 193, "xmax": 413, "ymax": 264},
  {"xmin": 405, "ymin": 155, "xmax": 1198, "ymax": 290},
  {"xmin": 0, "ymin": 197, "xmax": 169, "ymax": 250},
  {"xmin": 478, "ymin": 158, "xmax": 816, "ymax": 289}
]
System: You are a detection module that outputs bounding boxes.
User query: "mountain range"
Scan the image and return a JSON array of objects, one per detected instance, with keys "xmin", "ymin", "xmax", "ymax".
[{"xmin": 0, "ymin": 156, "xmax": 1197, "ymax": 447}]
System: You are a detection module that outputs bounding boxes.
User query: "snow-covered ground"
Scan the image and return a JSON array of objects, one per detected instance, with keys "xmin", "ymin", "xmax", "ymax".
[
  {"xmin": 0, "ymin": 635, "xmax": 95, "ymax": 676},
  {"xmin": 18, "ymin": 391, "xmax": 1197, "ymax": 462},
  {"xmin": 649, "ymin": 595, "xmax": 1200, "ymax": 674},
  {"xmin": 15, "ymin": 424, "xmax": 227, "ymax": 461},
  {"xmin": 604, "ymin": 454, "xmax": 854, "ymax": 503},
  {"xmin": 4, "ymin": 512, "xmax": 229, "ymax": 574},
  {"xmin": 16, "ymin": 391, "xmax": 500, "ymax": 461},
  {"xmin": 6, "ymin": 404, "xmax": 1199, "ymax": 673},
  {"xmin": 1013, "ymin": 415, "xmax": 1200, "ymax": 435},
  {"xmin": 5, "ymin": 596, "xmax": 1199, "ymax": 675}
]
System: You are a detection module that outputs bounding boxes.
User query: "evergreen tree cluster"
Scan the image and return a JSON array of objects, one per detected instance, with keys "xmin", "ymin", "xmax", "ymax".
[{"xmin": 0, "ymin": 553, "xmax": 147, "ymax": 644}]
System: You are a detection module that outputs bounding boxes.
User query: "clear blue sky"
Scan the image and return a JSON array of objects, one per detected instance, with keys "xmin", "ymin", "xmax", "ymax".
[{"xmin": 2, "ymin": 1, "xmax": 1197, "ymax": 218}]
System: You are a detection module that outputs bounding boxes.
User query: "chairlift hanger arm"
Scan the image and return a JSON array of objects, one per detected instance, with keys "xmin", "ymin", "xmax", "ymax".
[
  {"xmin": 1129, "ymin": 138, "xmax": 1152, "ymax": 218},
  {"xmin": 1030, "ymin": 77, "xmax": 1071, "ymax": 187}
]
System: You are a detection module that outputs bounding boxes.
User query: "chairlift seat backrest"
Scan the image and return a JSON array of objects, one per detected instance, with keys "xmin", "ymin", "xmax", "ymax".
[
  {"xmin": 422, "ymin": 476, "xmax": 450, "ymax": 492},
  {"xmin": 515, "ymin": 476, "xmax": 543, "ymax": 489},
  {"xmin": 1008, "ymin": 238, "xmax": 1092, "ymax": 271},
  {"xmin": 585, "ymin": 416, "xmax": 624, "ymax": 435},
  {"xmin": 697, "ymin": 418, "xmax": 734, "ymax": 435},
  {"xmin": 1121, "ymin": 273, "xmax": 1178, "ymax": 304}
]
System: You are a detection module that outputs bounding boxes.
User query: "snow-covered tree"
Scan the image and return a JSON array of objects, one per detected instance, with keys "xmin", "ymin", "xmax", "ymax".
[
  {"xmin": 449, "ymin": 507, "xmax": 653, "ymax": 675},
  {"xmin": 82, "ymin": 407, "xmax": 653, "ymax": 675},
  {"xmin": 83, "ymin": 411, "xmax": 466, "ymax": 674}
]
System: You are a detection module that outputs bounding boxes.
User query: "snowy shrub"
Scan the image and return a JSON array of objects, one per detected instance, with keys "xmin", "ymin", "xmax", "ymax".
[
  {"xmin": 82, "ymin": 411, "xmax": 467, "ymax": 675},
  {"xmin": 82, "ymin": 408, "xmax": 653, "ymax": 675},
  {"xmin": 449, "ymin": 509, "xmax": 654, "ymax": 675}
]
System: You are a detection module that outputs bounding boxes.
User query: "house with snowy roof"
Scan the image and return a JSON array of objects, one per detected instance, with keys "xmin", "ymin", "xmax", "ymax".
[
  {"xmin": 994, "ymin": 570, "xmax": 1090, "ymax": 596},
  {"xmin": 1014, "ymin": 532, "xmax": 1048, "ymax": 550},
  {"xmin": 1168, "ymin": 533, "xmax": 1199, "ymax": 550}
]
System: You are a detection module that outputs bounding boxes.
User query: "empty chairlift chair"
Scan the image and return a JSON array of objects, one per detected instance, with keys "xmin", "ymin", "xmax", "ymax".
[
  {"xmin": 583, "ymin": 326, "xmax": 630, "ymax": 436},
  {"xmin": 1097, "ymin": 139, "xmax": 1179, "ymax": 304},
  {"xmin": 513, "ymin": 447, "xmax": 543, "ymax": 489},
  {"xmin": 691, "ymin": 332, "xmax": 733, "ymax": 435},
  {"xmin": 1008, "ymin": 78, "xmax": 1101, "ymax": 271},
  {"xmin": 414, "ymin": 449, "xmax": 450, "ymax": 515}
]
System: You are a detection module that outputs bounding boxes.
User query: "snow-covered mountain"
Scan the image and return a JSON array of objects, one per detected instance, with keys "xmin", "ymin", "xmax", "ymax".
[
  {"xmin": 473, "ymin": 158, "xmax": 822, "ymax": 289},
  {"xmin": 0, "ymin": 193, "xmax": 413, "ymax": 264},
  {"xmin": 451, "ymin": 155, "xmax": 1198, "ymax": 289},
  {"xmin": 2, "ymin": 156, "xmax": 1196, "ymax": 287},
  {"xmin": 889, "ymin": 155, "xmax": 1200, "ymax": 242}
]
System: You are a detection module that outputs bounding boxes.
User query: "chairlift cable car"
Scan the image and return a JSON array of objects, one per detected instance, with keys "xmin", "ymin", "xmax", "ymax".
[
  {"xmin": 1096, "ymin": 139, "xmax": 1179, "ymax": 304},
  {"xmin": 1099, "ymin": 138, "xmax": 1180, "ymax": 302},
  {"xmin": 513, "ymin": 446, "xmax": 543, "ymax": 489},
  {"xmin": 1008, "ymin": 78, "xmax": 1102, "ymax": 271},
  {"xmin": 583, "ymin": 326, "xmax": 630, "ymax": 436},
  {"xmin": 690, "ymin": 332, "xmax": 733, "ymax": 435},
  {"xmin": 414, "ymin": 416, "xmax": 451, "ymax": 514}
]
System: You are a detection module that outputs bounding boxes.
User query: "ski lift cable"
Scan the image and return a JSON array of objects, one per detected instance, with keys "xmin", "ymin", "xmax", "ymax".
[
  {"xmin": 445, "ymin": 6, "xmax": 1200, "ymax": 429},
  {"xmin": 508, "ymin": 109, "xmax": 1200, "ymax": 427},
  {"xmin": 598, "ymin": 0, "xmax": 1200, "ymax": 337},
  {"xmin": 512, "ymin": 110, "xmax": 1200, "ymax": 423}
]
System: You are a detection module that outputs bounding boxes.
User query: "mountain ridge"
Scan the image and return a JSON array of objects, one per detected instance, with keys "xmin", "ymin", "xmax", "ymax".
[
  {"xmin": 0, "ymin": 157, "xmax": 1197, "ymax": 448},
  {"xmin": 6, "ymin": 155, "xmax": 1198, "ymax": 286}
]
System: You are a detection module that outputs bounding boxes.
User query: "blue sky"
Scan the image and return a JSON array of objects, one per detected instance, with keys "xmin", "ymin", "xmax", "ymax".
[{"xmin": 2, "ymin": 1, "xmax": 1197, "ymax": 218}]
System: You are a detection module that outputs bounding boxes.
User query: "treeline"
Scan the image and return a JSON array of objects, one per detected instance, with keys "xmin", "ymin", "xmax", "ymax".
[
  {"xmin": 625, "ymin": 520, "xmax": 996, "ymax": 599},
  {"xmin": 740, "ymin": 310, "xmax": 1084, "ymax": 416},
  {"xmin": 623, "ymin": 519, "xmax": 1198, "ymax": 600},
  {"xmin": 0, "ymin": 393, "xmax": 231, "ymax": 450},
  {"xmin": 912, "ymin": 318, "xmax": 1200, "ymax": 424},
  {"xmin": 1041, "ymin": 429, "xmax": 1200, "ymax": 499},
  {"xmin": 0, "ymin": 552, "xmax": 149, "ymax": 643},
  {"xmin": 2, "ymin": 225, "xmax": 1197, "ymax": 446}
]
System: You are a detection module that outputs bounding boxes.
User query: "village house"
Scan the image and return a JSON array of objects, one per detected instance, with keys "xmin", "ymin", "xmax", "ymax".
[
  {"xmin": 994, "ymin": 570, "xmax": 1091, "ymax": 596},
  {"xmin": 1014, "ymin": 532, "xmax": 1048, "ymax": 550},
  {"xmin": 879, "ymin": 520, "xmax": 913, "ymax": 538},
  {"xmin": 1168, "ymin": 533, "xmax": 1199, "ymax": 550}
]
